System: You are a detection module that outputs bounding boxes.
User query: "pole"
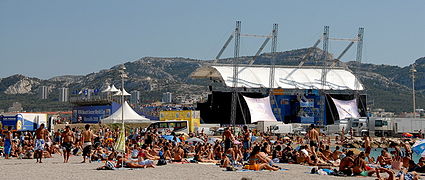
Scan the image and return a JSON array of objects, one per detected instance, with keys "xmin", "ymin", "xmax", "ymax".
[
  {"xmin": 120, "ymin": 65, "xmax": 126, "ymax": 166},
  {"xmin": 412, "ymin": 65, "xmax": 416, "ymax": 118}
]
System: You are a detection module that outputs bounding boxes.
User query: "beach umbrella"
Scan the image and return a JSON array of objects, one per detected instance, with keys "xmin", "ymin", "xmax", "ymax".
[
  {"xmin": 207, "ymin": 140, "xmax": 217, "ymax": 144},
  {"xmin": 114, "ymin": 125, "xmax": 126, "ymax": 153},
  {"xmin": 162, "ymin": 135, "xmax": 181, "ymax": 142},
  {"xmin": 402, "ymin": 133, "xmax": 413, "ymax": 138},
  {"xmin": 412, "ymin": 139, "xmax": 425, "ymax": 157},
  {"xmin": 209, "ymin": 137, "xmax": 221, "ymax": 141},
  {"xmin": 207, "ymin": 137, "xmax": 221, "ymax": 144},
  {"xmin": 186, "ymin": 137, "xmax": 204, "ymax": 143}
]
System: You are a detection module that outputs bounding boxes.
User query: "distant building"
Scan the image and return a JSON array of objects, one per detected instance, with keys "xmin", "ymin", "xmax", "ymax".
[
  {"xmin": 8, "ymin": 102, "xmax": 23, "ymax": 112},
  {"xmin": 59, "ymin": 88, "xmax": 69, "ymax": 102},
  {"xmin": 39, "ymin": 86, "xmax": 49, "ymax": 99},
  {"xmin": 130, "ymin": 90, "xmax": 140, "ymax": 104},
  {"xmin": 148, "ymin": 83, "xmax": 158, "ymax": 91},
  {"xmin": 162, "ymin": 92, "xmax": 172, "ymax": 103}
]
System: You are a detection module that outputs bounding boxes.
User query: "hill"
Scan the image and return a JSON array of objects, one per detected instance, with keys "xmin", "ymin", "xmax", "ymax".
[{"xmin": 0, "ymin": 48, "xmax": 423, "ymax": 113}]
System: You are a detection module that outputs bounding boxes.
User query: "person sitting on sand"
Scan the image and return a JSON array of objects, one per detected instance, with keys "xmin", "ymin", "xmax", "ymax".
[
  {"xmin": 376, "ymin": 168, "xmax": 398, "ymax": 180},
  {"xmin": 116, "ymin": 155, "xmax": 146, "ymax": 168},
  {"xmin": 377, "ymin": 149, "xmax": 392, "ymax": 167},
  {"xmin": 339, "ymin": 150, "xmax": 355, "ymax": 176},
  {"xmin": 321, "ymin": 145, "xmax": 332, "ymax": 160},
  {"xmin": 137, "ymin": 149, "xmax": 155, "ymax": 168},
  {"xmin": 161, "ymin": 144, "xmax": 172, "ymax": 160},
  {"xmin": 331, "ymin": 146, "xmax": 343, "ymax": 161},
  {"xmin": 353, "ymin": 152, "xmax": 376, "ymax": 177},
  {"xmin": 376, "ymin": 168, "xmax": 419, "ymax": 180},
  {"xmin": 244, "ymin": 146, "xmax": 279, "ymax": 171},
  {"xmin": 172, "ymin": 145, "xmax": 187, "ymax": 162},
  {"xmin": 96, "ymin": 154, "xmax": 117, "ymax": 170},
  {"xmin": 193, "ymin": 146, "xmax": 219, "ymax": 164}
]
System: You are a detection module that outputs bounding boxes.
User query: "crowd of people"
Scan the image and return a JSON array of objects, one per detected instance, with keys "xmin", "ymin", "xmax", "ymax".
[{"xmin": 0, "ymin": 123, "xmax": 424, "ymax": 179}]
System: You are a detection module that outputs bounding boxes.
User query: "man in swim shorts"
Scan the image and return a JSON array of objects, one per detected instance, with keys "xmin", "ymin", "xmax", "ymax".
[
  {"xmin": 34, "ymin": 123, "xmax": 49, "ymax": 163},
  {"xmin": 61, "ymin": 126, "xmax": 74, "ymax": 163},
  {"xmin": 81, "ymin": 124, "xmax": 94, "ymax": 163}
]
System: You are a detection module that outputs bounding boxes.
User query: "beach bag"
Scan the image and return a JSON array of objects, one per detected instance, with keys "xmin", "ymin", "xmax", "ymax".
[{"xmin": 157, "ymin": 159, "xmax": 167, "ymax": 166}]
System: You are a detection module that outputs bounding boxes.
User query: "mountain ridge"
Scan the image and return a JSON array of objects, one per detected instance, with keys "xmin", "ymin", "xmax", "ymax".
[{"xmin": 0, "ymin": 48, "xmax": 423, "ymax": 113}]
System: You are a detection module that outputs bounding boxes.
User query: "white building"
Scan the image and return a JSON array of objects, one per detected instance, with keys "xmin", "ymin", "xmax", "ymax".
[
  {"xmin": 162, "ymin": 92, "xmax": 172, "ymax": 103},
  {"xmin": 130, "ymin": 90, "xmax": 140, "ymax": 104},
  {"xmin": 59, "ymin": 87, "xmax": 69, "ymax": 102},
  {"xmin": 39, "ymin": 86, "xmax": 49, "ymax": 99}
]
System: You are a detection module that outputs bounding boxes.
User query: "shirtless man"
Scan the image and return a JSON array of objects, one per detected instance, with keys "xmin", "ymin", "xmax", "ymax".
[
  {"xmin": 222, "ymin": 127, "xmax": 234, "ymax": 151},
  {"xmin": 34, "ymin": 124, "xmax": 49, "ymax": 163},
  {"xmin": 364, "ymin": 135, "xmax": 372, "ymax": 162},
  {"xmin": 173, "ymin": 145, "xmax": 186, "ymax": 162},
  {"xmin": 307, "ymin": 124, "xmax": 319, "ymax": 148},
  {"xmin": 81, "ymin": 124, "xmax": 94, "ymax": 163},
  {"xmin": 61, "ymin": 126, "xmax": 74, "ymax": 163}
]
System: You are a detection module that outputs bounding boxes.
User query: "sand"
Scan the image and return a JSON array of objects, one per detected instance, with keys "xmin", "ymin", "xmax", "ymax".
[{"xmin": 0, "ymin": 155, "xmax": 376, "ymax": 180}]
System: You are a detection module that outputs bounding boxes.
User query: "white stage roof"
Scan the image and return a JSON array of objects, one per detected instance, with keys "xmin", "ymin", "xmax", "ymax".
[{"xmin": 192, "ymin": 65, "xmax": 363, "ymax": 90}]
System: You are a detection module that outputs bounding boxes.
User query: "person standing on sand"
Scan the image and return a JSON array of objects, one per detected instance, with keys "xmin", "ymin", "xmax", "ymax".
[
  {"xmin": 81, "ymin": 124, "xmax": 94, "ymax": 163},
  {"xmin": 3, "ymin": 126, "xmax": 13, "ymax": 159},
  {"xmin": 223, "ymin": 127, "xmax": 234, "ymax": 151},
  {"xmin": 61, "ymin": 126, "xmax": 74, "ymax": 163},
  {"xmin": 242, "ymin": 126, "xmax": 251, "ymax": 159},
  {"xmin": 34, "ymin": 124, "xmax": 49, "ymax": 163},
  {"xmin": 364, "ymin": 135, "xmax": 372, "ymax": 162},
  {"xmin": 307, "ymin": 124, "xmax": 319, "ymax": 148}
]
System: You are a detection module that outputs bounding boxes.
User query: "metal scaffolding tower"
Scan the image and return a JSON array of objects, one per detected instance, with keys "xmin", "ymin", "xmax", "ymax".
[
  {"xmin": 318, "ymin": 26, "xmax": 330, "ymax": 126},
  {"xmin": 230, "ymin": 21, "xmax": 241, "ymax": 128},
  {"xmin": 213, "ymin": 21, "xmax": 279, "ymax": 127},
  {"xmin": 354, "ymin": 27, "xmax": 364, "ymax": 91},
  {"xmin": 269, "ymin": 23, "xmax": 278, "ymax": 88}
]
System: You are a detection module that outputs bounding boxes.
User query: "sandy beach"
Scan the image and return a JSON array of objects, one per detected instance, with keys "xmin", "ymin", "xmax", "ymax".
[{"xmin": 0, "ymin": 155, "xmax": 373, "ymax": 180}]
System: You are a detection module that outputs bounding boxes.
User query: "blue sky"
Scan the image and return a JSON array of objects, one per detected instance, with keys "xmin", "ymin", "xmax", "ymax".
[{"xmin": 0, "ymin": 0, "xmax": 424, "ymax": 79}]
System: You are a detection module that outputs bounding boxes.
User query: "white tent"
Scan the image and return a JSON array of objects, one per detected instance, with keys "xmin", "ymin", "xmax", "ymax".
[
  {"xmin": 113, "ymin": 88, "xmax": 131, "ymax": 96},
  {"xmin": 102, "ymin": 85, "xmax": 111, "ymax": 93},
  {"xmin": 191, "ymin": 65, "xmax": 363, "ymax": 90},
  {"xmin": 109, "ymin": 85, "xmax": 120, "ymax": 92},
  {"xmin": 101, "ymin": 101, "xmax": 150, "ymax": 124}
]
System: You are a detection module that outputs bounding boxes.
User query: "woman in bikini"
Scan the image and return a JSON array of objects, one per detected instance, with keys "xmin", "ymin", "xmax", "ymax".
[{"xmin": 245, "ymin": 146, "xmax": 279, "ymax": 171}]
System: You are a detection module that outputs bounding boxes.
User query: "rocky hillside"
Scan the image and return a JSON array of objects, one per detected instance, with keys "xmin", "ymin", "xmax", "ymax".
[{"xmin": 0, "ymin": 48, "xmax": 423, "ymax": 113}]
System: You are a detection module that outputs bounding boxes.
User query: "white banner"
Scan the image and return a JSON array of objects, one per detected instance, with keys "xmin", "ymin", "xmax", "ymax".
[
  {"xmin": 331, "ymin": 97, "xmax": 360, "ymax": 120},
  {"xmin": 243, "ymin": 96, "xmax": 277, "ymax": 123}
]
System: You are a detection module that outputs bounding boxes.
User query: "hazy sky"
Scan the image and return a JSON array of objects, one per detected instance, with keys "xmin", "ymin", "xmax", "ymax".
[{"xmin": 0, "ymin": 0, "xmax": 424, "ymax": 79}]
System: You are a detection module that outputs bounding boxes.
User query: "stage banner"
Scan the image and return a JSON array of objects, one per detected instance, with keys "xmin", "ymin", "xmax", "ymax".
[
  {"xmin": 243, "ymin": 96, "xmax": 277, "ymax": 123},
  {"xmin": 331, "ymin": 97, "xmax": 360, "ymax": 119}
]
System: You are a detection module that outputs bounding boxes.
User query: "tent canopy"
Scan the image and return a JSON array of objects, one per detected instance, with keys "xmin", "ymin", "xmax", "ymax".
[
  {"xmin": 102, "ymin": 85, "xmax": 111, "ymax": 93},
  {"xmin": 101, "ymin": 101, "xmax": 150, "ymax": 124},
  {"xmin": 191, "ymin": 65, "xmax": 363, "ymax": 90},
  {"xmin": 113, "ymin": 88, "xmax": 131, "ymax": 96},
  {"xmin": 109, "ymin": 85, "xmax": 120, "ymax": 92}
]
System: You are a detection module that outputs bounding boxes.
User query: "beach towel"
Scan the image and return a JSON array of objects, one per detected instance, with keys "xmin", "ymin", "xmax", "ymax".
[{"xmin": 34, "ymin": 139, "xmax": 45, "ymax": 151}]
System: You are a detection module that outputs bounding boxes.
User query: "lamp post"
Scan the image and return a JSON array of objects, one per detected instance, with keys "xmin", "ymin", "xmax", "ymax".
[{"xmin": 411, "ymin": 64, "xmax": 417, "ymax": 118}]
